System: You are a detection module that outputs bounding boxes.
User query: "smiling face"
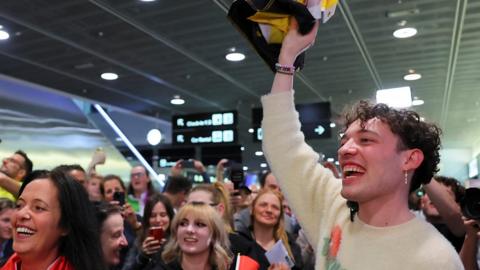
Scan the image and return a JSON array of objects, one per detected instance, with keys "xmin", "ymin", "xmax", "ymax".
[
  {"xmin": 103, "ymin": 179, "xmax": 125, "ymax": 202},
  {"xmin": 149, "ymin": 201, "xmax": 171, "ymax": 231},
  {"xmin": 1, "ymin": 153, "xmax": 26, "ymax": 180},
  {"xmin": 12, "ymin": 179, "xmax": 66, "ymax": 261},
  {"xmin": 87, "ymin": 176, "xmax": 103, "ymax": 201},
  {"xmin": 0, "ymin": 208, "xmax": 14, "ymax": 241},
  {"xmin": 176, "ymin": 213, "xmax": 212, "ymax": 256},
  {"xmin": 252, "ymin": 192, "xmax": 281, "ymax": 228},
  {"xmin": 100, "ymin": 213, "xmax": 128, "ymax": 266},
  {"xmin": 130, "ymin": 166, "xmax": 149, "ymax": 195},
  {"xmin": 338, "ymin": 118, "xmax": 409, "ymax": 204}
]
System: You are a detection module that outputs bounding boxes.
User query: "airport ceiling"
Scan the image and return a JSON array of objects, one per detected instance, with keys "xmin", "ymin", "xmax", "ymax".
[{"xmin": 0, "ymin": 0, "xmax": 479, "ymax": 169}]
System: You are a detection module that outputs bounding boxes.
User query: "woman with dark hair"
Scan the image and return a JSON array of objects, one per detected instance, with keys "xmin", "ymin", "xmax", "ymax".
[
  {"xmin": 237, "ymin": 189, "xmax": 302, "ymax": 270},
  {"xmin": 101, "ymin": 175, "xmax": 127, "ymax": 203},
  {"xmin": 160, "ymin": 203, "xmax": 232, "ymax": 270},
  {"xmin": 2, "ymin": 169, "xmax": 107, "ymax": 270},
  {"xmin": 122, "ymin": 193, "xmax": 174, "ymax": 270},
  {"xmin": 96, "ymin": 203, "xmax": 128, "ymax": 269}
]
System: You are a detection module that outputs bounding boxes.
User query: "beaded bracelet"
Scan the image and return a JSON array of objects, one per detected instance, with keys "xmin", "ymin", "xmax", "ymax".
[{"xmin": 275, "ymin": 63, "xmax": 295, "ymax": 75}]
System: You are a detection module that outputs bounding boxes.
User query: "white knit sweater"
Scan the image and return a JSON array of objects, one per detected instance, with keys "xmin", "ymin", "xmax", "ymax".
[{"xmin": 261, "ymin": 90, "xmax": 464, "ymax": 270}]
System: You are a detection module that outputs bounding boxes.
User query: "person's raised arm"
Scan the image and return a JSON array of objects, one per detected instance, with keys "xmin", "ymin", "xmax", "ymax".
[
  {"xmin": 215, "ymin": 159, "xmax": 229, "ymax": 183},
  {"xmin": 423, "ymin": 179, "xmax": 465, "ymax": 236},
  {"xmin": 459, "ymin": 219, "xmax": 479, "ymax": 270},
  {"xmin": 271, "ymin": 19, "xmax": 319, "ymax": 95}
]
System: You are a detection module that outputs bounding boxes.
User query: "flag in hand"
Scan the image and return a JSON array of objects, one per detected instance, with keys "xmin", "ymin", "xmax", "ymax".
[{"xmin": 234, "ymin": 254, "xmax": 259, "ymax": 270}]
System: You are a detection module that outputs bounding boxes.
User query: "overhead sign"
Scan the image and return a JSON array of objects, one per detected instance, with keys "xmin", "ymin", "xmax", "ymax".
[
  {"xmin": 252, "ymin": 102, "xmax": 331, "ymax": 142},
  {"xmin": 173, "ymin": 129, "xmax": 237, "ymax": 145},
  {"xmin": 173, "ymin": 111, "xmax": 237, "ymax": 129},
  {"xmin": 172, "ymin": 111, "xmax": 238, "ymax": 145}
]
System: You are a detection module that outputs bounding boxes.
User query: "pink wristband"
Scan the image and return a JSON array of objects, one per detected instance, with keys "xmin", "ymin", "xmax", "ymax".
[{"xmin": 275, "ymin": 63, "xmax": 295, "ymax": 75}]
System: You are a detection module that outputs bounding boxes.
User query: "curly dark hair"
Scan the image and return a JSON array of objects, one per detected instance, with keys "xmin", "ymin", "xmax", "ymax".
[{"xmin": 342, "ymin": 100, "xmax": 442, "ymax": 193}]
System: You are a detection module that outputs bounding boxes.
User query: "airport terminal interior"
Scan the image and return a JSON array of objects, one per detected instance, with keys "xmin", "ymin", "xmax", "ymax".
[{"xmin": 0, "ymin": 0, "xmax": 480, "ymax": 270}]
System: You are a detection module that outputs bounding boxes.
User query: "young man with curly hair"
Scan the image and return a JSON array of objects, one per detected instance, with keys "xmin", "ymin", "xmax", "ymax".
[{"xmin": 261, "ymin": 20, "xmax": 463, "ymax": 269}]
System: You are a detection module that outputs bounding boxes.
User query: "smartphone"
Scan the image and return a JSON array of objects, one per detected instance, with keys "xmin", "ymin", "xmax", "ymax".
[
  {"xmin": 113, "ymin": 191, "xmax": 125, "ymax": 205},
  {"xmin": 181, "ymin": 159, "xmax": 195, "ymax": 168},
  {"xmin": 149, "ymin": 227, "xmax": 164, "ymax": 241},
  {"xmin": 229, "ymin": 163, "xmax": 244, "ymax": 190}
]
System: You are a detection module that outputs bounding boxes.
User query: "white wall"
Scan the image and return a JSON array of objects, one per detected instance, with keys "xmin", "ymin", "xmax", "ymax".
[{"xmin": 438, "ymin": 148, "xmax": 471, "ymax": 182}]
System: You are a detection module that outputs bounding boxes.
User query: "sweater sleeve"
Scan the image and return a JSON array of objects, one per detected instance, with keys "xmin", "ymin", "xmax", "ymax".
[{"xmin": 261, "ymin": 90, "xmax": 344, "ymax": 246}]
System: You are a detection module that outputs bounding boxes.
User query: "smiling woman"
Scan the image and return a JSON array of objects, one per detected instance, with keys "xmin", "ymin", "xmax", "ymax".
[
  {"xmin": 1, "ymin": 169, "xmax": 107, "ymax": 270},
  {"xmin": 160, "ymin": 203, "xmax": 232, "ymax": 270},
  {"xmin": 236, "ymin": 189, "xmax": 303, "ymax": 270}
]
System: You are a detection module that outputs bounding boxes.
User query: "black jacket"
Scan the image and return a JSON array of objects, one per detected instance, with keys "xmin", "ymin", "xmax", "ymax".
[{"xmin": 235, "ymin": 226, "xmax": 303, "ymax": 270}]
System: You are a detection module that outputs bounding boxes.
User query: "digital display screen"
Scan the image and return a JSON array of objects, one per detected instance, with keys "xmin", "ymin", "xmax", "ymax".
[
  {"xmin": 173, "ymin": 111, "xmax": 237, "ymax": 129},
  {"xmin": 252, "ymin": 102, "xmax": 331, "ymax": 141}
]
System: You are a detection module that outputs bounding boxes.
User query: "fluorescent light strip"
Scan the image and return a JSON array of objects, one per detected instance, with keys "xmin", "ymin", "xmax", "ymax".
[{"xmin": 93, "ymin": 104, "xmax": 164, "ymax": 187}]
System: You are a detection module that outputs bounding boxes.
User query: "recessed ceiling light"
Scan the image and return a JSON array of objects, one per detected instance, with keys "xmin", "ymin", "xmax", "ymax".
[
  {"xmin": 100, "ymin": 72, "xmax": 118, "ymax": 80},
  {"xmin": 170, "ymin": 95, "xmax": 185, "ymax": 105},
  {"xmin": 248, "ymin": 128, "xmax": 254, "ymax": 133},
  {"xmin": 146, "ymin": 129, "xmax": 162, "ymax": 146},
  {"xmin": 393, "ymin": 27, "xmax": 417, "ymax": 39},
  {"xmin": 376, "ymin": 86, "xmax": 412, "ymax": 108},
  {"xmin": 243, "ymin": 166, "xmax": 248, "ymax": 171},
  {"xmin": 240, "ymin": 146, "xmax": 245, "ymax": 151},
  {"xmin": 330, "ymin": 122, "xmax": 336, "ymax": 128},
  {"xmin": 0, "ymin": 30, "xmax": 10, "ymax": 40},
  {"xmin": 255, "ymin": 151, "xmax": 263, "ymax": 156},
  {"xmin": 412, "ymin": 97, "xmax": 424, "ymax": 106},
  {"xmin": 260, "ymin": 163, "xmax": 268, "ymax": 168},
  {"xmin": 327, "ymin": 158, "xmax": 335, "ymax": 162},
  {"xmin": 404, "ymin": 73, "xmax": 422, "ymax": 81},
  {"xmin": 226, "ymin": 52, "xmax": 245, "ymax": 62},
  {"xmin": 404, "ymin": 69, "xmax": 422, "ymax": 81},
  {"xmin": 225, "ymin": 48, "xmax": 245, "ymax": 62}
]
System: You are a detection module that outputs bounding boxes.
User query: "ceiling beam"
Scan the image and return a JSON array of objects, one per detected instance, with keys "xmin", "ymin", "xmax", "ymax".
[
  {"xmin": 338, "ymin": 0, "xmax": 383, "ymax": 90},
  {"xmin": 440, "ymin": 0, "xmax": 468, "ymax": 128}
]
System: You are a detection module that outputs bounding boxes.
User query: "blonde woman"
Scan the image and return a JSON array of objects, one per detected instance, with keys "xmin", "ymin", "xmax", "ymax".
[
  {"xmin": 160, "ymin": 203, "xmax": 232, "ymax": 270},
  {"xmin": 237, "ymin": 189, "xmax": 303, "ymax": 270}
]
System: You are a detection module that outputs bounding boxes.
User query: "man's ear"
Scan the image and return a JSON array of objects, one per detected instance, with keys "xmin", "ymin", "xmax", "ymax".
[
  {"xmin": 17, "ymin": 169, "xmax": 26, "ymax": 180},
  {"xmin": 402, "ymin": 148, "xmax": 424, "ymax": 171}
]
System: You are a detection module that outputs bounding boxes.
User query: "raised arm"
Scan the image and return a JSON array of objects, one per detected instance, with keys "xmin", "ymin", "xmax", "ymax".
[
  {"xmin": 459, "ymin": 219, "xmax": 479, "ymax": 270},
  {"xmin": 262, "ymin": 19, "xmax": 344, "ymax": 246},
  {"xmin": 423, "ymin": 179, "xmax": 465, "ymax": 236},
  {"xmin": 271, "ymin": 19, "xmax": 319, "ymax": 95}
]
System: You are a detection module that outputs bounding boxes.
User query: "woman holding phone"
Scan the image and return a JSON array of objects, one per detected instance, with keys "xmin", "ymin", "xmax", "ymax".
[{"xmin": 122, "ymin": 193, "xmax": 175, "ymax": 270}]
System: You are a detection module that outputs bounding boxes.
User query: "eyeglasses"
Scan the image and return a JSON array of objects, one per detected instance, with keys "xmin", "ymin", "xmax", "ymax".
[{"xmin": 130, "ymin": 172, "xmax": 145, "ymax": 178}]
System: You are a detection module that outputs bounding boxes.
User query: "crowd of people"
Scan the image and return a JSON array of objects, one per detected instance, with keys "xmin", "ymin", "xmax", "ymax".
[{"xmin": 0, "ymin": 18, "xmax": 478, "ymax": 270}]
